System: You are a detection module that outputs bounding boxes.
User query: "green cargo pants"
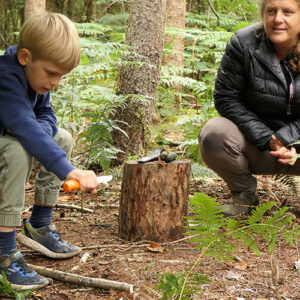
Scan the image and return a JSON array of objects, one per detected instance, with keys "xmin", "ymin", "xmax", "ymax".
[{"xmin": 0, "ymin": 128, "xmax": 73, "ymax": 227}]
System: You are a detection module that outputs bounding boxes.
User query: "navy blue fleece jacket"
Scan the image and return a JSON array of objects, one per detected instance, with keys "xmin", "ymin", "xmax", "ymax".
[{"xmin": 0, "ymin": 46, "xmax": 75, "ymax": 180}]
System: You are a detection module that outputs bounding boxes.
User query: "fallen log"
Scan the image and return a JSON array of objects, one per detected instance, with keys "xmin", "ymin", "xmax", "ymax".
[{"xmin": 28, "ymin": 264, "xmax": 133, "ymax": 293}]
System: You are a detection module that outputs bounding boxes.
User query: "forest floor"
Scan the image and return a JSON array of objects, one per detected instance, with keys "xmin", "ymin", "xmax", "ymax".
[{"xmin": 15, "ymin": 171, "xmax": 300, "ymax": 300}]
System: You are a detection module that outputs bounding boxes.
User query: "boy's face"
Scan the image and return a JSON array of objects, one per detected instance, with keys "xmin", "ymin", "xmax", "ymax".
[{"xmin": 18, "ymin": 48, "xmax": 69, "ymax": 94}]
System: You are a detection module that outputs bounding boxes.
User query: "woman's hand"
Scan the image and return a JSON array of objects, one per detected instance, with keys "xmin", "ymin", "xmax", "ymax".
[
  {"xmin": 269, "ymin": 135, "xmax": 297, "ymax": 165},
  {"xmin": 66, "ymin": 169, "xmax": 99, "ymax": 194},
  {"xmin": 269, "ymin": 135, "xmax": 284, "ymax": 151}
]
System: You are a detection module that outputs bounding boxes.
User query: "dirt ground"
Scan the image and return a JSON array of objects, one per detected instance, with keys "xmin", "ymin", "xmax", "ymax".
[{"xmin": 16, "ymin": 173, "xmax": 300, "ymax": 300}]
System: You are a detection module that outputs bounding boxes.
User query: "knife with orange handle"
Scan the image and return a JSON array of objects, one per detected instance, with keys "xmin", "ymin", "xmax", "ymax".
[{"xmin": 63, "ymin": 175, "xmax": 113, "ymax": 192}]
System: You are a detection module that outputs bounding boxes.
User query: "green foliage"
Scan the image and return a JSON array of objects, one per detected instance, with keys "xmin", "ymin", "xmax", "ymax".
[
  {"xmin": 191, "ymin": 163, "xmax": 217, "ymax": 180},
  {"xmin": 156, "ymin": 270, "xmax": 210, "ymax": 300},
  {"xmin": 213, "ymin": 0, "xmax": 260, "ymax": 22},
  {"xmin": 0, "ymin": 272, "xmax": 32, "ymax": 299},
  {"xmin": 156, "ymin": 193, "xmax": 300, "ymax": 298},
  {"xmin": 186, "ymin": 193, "xmax": 236, "ymax": 261},
  {"xmin": 75, "ymin": 22, "xmax": 111, "ymax": 36},
  {"xmin": 188, "ymin": 193, "xmax": 299, "ymax": 257},
  {"xmin": 175, "ymin": 114, "xmax": 218, "ymax": 163},
  {"xmin": 159, "ymin": 13, "xmax": 245, "ymax": 162},
  {"xmin": 52, "ymin": 32, "xmax": 132, "ymax": 169},
  {"xmin": 231, "ymin": 203, "xmax": 299, "ymax": 255}
]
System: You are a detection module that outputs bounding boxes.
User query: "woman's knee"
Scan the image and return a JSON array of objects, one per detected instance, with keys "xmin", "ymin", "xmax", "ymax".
[{"xmin": 199, "ymin": 117, "xmax": 229, "ymax": 154}]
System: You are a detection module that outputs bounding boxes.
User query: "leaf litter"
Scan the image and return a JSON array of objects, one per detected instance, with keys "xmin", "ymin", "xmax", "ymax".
[{"xmin": 17, "ymin": 174, "xmax": 300, "ymax": 299}]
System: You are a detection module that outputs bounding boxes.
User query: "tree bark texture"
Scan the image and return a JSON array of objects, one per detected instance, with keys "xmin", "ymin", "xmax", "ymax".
[
  {"xmin": 24, "ymin": 0, "xmax": 46, "ymax": 21},
  {"xmin": 113, "ymin": 0, "xmax": 167, "ymax": 161},
  {"xmin": 119, "ymin": 160, "xmax": 191, "ymax": 242},
  {"xmin": 163, "ymin": 0, "xmax": 186, "ymax": 108}
]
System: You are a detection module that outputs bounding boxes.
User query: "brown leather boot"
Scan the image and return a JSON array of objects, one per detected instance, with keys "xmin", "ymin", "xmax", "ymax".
[{"xmin": 221, "ymin": 192, "xmax": 259, "ymax": 217}]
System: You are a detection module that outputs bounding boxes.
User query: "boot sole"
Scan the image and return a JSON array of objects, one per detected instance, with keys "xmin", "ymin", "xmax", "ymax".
[
  {"xmin": 0, "ymin": 274, "xmax": 49, "ymax": 290},
  {"xmin": 16, "ymin": 233, "xmax": 82, "ymax": 259}
]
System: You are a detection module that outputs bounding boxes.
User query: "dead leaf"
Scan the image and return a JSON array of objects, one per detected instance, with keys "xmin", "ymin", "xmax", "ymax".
[
  {"xmin": 80, "ymin": 252, "xmax": 90, "ymax": 263},
  {"xmin": 234, "ymin": 260, "xmax": 248, "ymax": 270},
  {"xmin": 110, "ymin": 184, "xmax": 121, "ymax": 190},
  {"xmin": 225, "ymin": 271, "xmax": 242, "ymax": 280},
  {"xmin": 58, "ymin": 195, "xmax": 80, "ymax": 201},
  {"xmin": 146, "ymin": 241, "xmax": 164, "ymax": 253}
]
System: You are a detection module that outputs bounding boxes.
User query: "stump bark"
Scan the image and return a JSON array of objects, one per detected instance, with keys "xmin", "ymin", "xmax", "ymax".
[{"xmin": 118, "ymin": 160, "xmax": 191, "ymax": 242}]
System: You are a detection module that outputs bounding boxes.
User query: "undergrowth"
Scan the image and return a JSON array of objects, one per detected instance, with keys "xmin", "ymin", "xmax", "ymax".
[
  {"xmin": 0, "ymin": 272, "xmax": 32, "ymax": 299},
  {"xmin": 155, "ymin": 193, "xmax": 300, "ymax": 299}
]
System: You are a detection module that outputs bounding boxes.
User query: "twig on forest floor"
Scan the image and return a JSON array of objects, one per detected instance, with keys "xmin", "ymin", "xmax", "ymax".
[
  {"xmin": 55, "ymin": 203, "xmax": 94, "ymax": 213},
  {"xmin": 28, "ymin": 263, "xmax": 134, "ymax": 293},
  {"xmin": 126, "ymin": 257, "xmax": 192, "ymax": 265},
  {"xmin": 70, "ymin": 287, "xmax": 94, "ymax": 292},
  {"xmin": 82, "ymin": 234, "xmax": 198, "ymax": 251}
]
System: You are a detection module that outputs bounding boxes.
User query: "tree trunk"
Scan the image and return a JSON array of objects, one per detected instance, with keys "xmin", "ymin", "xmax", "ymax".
[
  {"xmin": 24, "ymin": 0, "xmax": 46, "ymax": 21},
  {"xmin": 85, "ymin": 0, "xmax": 95, "ymax": 22},
  {"xmin": 162, "ymin": 0, "xmax": 186, "ymax": 109},
  {"xmin": 66, "ymin": 0, "xmax": 73, "ymax": 19},
  {"xmin": 112, "ymin": 0, "xmax": 167, "ymax": 162},
  {"xmin": 119, "ymin": 160, "xmax": 191, "ymax": 242}
]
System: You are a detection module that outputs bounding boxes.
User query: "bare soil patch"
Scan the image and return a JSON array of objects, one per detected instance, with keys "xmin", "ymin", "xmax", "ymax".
[{"xmin": 19, "ymin": 174, "xmax": 300, "ymax": 299}]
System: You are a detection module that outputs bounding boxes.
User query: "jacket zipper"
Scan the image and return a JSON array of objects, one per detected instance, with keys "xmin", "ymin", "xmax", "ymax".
[{"xmin": 284, "ymin": 63, "xmax": 294, "ymax": 115}]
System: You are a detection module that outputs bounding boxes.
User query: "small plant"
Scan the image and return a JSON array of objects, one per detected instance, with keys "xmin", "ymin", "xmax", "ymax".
[
  {"xmin": 156, "ymin": 270, "xmax": 210, "ymax": 300},
  {"xmin": 155, "ymin": 193, "xmax": 300, "ymax": 299},
  {"xmin": 0, "ymin": 272, "xmax": 32, "ymax": 299}
]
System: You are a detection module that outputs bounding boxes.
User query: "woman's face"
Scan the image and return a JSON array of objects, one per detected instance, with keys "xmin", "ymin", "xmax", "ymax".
[{"xmin": 262, "ymin": 0, "xmax": 300, "ymax": 56}]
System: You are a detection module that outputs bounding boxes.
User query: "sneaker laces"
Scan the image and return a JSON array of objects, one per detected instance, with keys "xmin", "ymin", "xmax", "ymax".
[
  {"xmin": 14, "ymin": 256, "xmax": 34, "ymax": 275},
  {"xmin": 50, "ymin": 230, "xmax": 63, "ymax": 242}
]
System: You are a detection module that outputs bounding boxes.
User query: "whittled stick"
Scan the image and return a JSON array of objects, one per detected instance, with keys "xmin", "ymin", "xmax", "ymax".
[{"xmin": 28, "ymin": 264, "xmax": 133, "ymax": 293}]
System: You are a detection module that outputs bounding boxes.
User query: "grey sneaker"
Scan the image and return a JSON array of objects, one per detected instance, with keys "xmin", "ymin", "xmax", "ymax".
[
  {"xmin": 16, "ymin": 220, "xmax": 81, "ymax": 259},
  {"xmin": 221, "ymin": 192, "xmax": 259, "ymax": 217},
  {"xmin": 0, "ymin": 249, "xmax": 48, "ymax": 290}
]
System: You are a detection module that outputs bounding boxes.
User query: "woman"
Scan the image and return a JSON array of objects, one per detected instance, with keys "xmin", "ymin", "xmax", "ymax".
[{"xmin": 199, "ymin": 0, "xmax": 300, "ymax": 217}]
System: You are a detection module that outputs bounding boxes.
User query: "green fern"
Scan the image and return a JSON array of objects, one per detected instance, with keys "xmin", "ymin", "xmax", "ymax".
[
  {"xmin": 186, "ymin": 193, "xmax": 237, "ymax": 261},
  {"xmin": 191, "ymin": 163, "xmax": 217, "ymax": 179},
  {"xmin": 0, "ymin": 272, "xmax": 32, "ymax": 299},
  {"xmin": 155, "ymin": 193, "xmax": 300, "ymax": 299},
  {"xmin": 156, "ymin": 270, "xmax": 210, "ymax": 300},
  {"xmin": 232, "ymin": 203, "xmax": 298, "ymax": 255},
  {"xmin": 75, "ymin": 22, "xmax": 111, "ymax": 36},
  {"xmin": 187, "ymin": 194, "xmax": 300, "ymax": 258}
]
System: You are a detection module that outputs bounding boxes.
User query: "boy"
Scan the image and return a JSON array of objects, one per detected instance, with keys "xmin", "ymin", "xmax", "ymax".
[{"xmin": 0, "ymin": 13, "xmax": 99, "ymax": 290}]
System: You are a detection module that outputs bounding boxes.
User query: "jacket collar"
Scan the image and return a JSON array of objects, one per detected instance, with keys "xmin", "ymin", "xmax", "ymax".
[{"xmin": 254, "ymin": 31, "xmax": 287, "ymax": 89}]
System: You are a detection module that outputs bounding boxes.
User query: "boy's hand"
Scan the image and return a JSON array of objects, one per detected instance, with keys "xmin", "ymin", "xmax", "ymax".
[{"xmin": 66, "ymin": 169, "xmax": 99, "ymax": 194}]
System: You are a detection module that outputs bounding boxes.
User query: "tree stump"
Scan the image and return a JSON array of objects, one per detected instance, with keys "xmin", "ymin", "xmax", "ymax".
[{"xmin": 118, "ymin": 160, "xmax": 191, "ymax": 242}]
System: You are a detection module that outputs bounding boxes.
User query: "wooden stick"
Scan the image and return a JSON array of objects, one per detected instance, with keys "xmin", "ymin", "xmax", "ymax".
[
  {"xmin": 28, "ymin": 264, "xmax": 133, "ymax": 293},
  {"xmin": 55, "ymin": 203, "xmax": 94, "ymax": 213}
]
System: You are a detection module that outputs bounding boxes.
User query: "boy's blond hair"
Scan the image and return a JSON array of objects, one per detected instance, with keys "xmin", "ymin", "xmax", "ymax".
[{"xmin": 18, "ymin": 13, "xmax": 80, "ymax": 70}]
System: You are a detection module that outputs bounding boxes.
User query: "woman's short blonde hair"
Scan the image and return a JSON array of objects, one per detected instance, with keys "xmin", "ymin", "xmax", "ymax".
[
  {"xmin": 18, "ymin": 13, "xmax": 80, "ymax": 70},
  {"xmin": 257, "ymin": 0, "xmax": 300, "ymax": 15}
]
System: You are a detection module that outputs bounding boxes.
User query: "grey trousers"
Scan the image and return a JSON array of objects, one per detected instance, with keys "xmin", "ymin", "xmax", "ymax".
[
  {"xmin": 198, "ymin": 117, "xmax": 300, "ymax": 193},
  {"xmin": 0, "ymin": 128, "xmax": 73, "ymax": 226}
]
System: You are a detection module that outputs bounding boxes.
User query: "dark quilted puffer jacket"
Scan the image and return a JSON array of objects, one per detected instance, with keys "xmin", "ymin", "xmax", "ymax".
[{"xmin": 214, "ymin": 24, "xmax": 300, "ymax": 151}]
